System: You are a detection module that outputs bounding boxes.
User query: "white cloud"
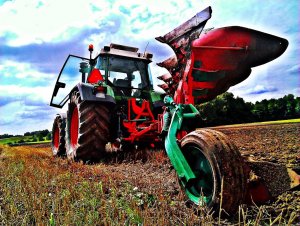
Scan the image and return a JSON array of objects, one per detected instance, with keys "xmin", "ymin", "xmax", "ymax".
[
  {"xmin": 0, "ymin": 100, "xmax": 58, "ymax": 134},
  {"xmin": 0, "ymin": 60, "xmax": 56, "ymax": 80},
  {"xmin": 0, "ymin": 85, "xmax": 60, "ymax": 134},
  {"xmin": 0, "ymin": 0, "xmax": 101, "ymax": 46},
  {"xmin": 0, "ymin": 0, "xmax": 205, "ymax": 47},
  {"xmin": 287, "ymin": 64, "xmax": 300, "ymax": 73},
  {"xmin": 0, "ymin": 84, "xmax": 54, "ymax": 104}
]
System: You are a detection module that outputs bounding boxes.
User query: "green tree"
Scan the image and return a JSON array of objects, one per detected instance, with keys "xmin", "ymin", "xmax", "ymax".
[
  {"xmin": 38, "ymin": 133, "xmax": 44, "ymax": 142},
  {"xmin": 252, "ymin": 99, "xmax": 269, "ymax": 121},
  {"xmin": 283, "ymin": 94, "xmax": 295, "ymax": 118},
  {"xmin": 295, "ymin": 97, "xmax": 300, "ymax": 117},
  {"xmin": 18, "ymin": 139, "xmax": 25, "ymax": 144},
  {"xmin": 46, "ymin": 133, "xmax": 51, "ymax": 140},
  {"xmin": 197, "ymin": 92, "xmax": 255, "ymax": 126}
]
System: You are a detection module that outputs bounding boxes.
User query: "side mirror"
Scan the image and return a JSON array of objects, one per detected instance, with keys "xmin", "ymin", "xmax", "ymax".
[{"xmin": 53, "ymin": 82, "xmax": 66, "ymax": 96}]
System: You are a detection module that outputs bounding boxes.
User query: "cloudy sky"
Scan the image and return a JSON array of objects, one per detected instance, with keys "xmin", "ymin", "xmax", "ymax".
[{"xmin": 0, "ymin": 0, "xmax": 299, "ymax": 135}]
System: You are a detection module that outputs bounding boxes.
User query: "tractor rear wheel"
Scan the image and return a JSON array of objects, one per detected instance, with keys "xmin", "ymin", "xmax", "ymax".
[
  {"xmin": 51, "ymin": 114, "xmax": 66, "ymax": 156},
  {"xmin": 180, "ymin": 129, "xmax": 246, "ymax": 216},
  {"xmin": 66, "ymin": 91, "xmax": 110, "ymax": 162}
]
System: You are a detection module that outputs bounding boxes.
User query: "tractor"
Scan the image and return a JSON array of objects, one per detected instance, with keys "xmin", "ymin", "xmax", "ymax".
[{"xmin": 50, "ymin": 7, "xmax": 298, "ymax": 215}]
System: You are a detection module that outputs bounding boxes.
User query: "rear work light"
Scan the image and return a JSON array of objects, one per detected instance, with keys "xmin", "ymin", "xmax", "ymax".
[
  {"xmin": 93, "ymin": 85, "xmax": 107, "ymax": 98},
  {"xmin": 96, "ymin": 86, "xmax": 106, "ymax": 92}
]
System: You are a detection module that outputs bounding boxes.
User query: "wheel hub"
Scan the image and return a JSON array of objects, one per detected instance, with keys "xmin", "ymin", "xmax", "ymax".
[
  {"xmin": 183, "ymin": 145, "xmax": 214, "ymax": 205},
  {"xmin": 53, "ymin": 126, "xmax": 59, "ymax": 148}
]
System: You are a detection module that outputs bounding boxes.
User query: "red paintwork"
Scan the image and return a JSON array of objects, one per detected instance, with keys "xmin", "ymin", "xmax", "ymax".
[
  {"xmin": 174, "ymin": 27, "xmax": 252, "ymax": 104},
  {"xmin": 177, "ymin": 131, "xmax": 188, "ymax": 140},
  {"xmin": 127, "ymin": 98, "xmax": 154, "ymax": 121},
  {"xmin": 242, "ymin": 163, "xmax": 276, "ymax": 205},
  {"xmin": 245, "ymin": 180, "xmax": 273, "ymax": 204},
  {"xmin": 171, "ymin": 26, "xmax": 288, "ymax": 104},
  {"xmin": 157, "ymin": 113, "xmax": 163, "ymax": 133},
  {"xmin": 96, "ymin": 86, "xmax": 105, "ymax": 92},
  {"xmin": 192, "ymin": 27, "xmax": 251, "ymax": 70},
  {"xmin": 87, "ymin": 69, "xmax": 104, "ymax": 83},
  {"xmin": 174, "ymin": 60, "xmax": 192, "ymax": 104},
  {"xmin": 70, "ymin": 106, "xmax": 79, "ymax": 147},
  {"xmin": 53, "ymin": 126, "xmax": 59, "ymax": 148},
  {"xmin": 123, "ymin": 98, "xmax": 159, "ymax": 143}
]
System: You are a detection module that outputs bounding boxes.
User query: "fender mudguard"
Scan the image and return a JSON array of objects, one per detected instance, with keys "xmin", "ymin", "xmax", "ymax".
[{"xmin": 75, "ymin": 83, "xmax": 116, "ymax": 105}]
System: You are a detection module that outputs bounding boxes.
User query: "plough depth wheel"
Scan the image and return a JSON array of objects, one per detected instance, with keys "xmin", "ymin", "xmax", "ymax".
[{"xmin": 180, "ymin": 129, "xmax": 246, "ymax": 215}]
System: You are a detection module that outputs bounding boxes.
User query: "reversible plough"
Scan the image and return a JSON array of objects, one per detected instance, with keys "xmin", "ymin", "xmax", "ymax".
[{"xmin": 50, "ymin": 7, "xmax": 299, "ymax": 215}]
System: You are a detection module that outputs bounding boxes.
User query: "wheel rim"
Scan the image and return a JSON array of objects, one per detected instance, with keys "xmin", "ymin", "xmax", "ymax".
[
  {"xmin": 70, "ymin": 106, "xmax": 79, "ymax": 147},
  {"xmin": 183, "ymin": 145, "xmax": 214, "ymax": 205},
  {"xmin": 53, "ymin": 125, "xmax": 59, "ymax": 148}
]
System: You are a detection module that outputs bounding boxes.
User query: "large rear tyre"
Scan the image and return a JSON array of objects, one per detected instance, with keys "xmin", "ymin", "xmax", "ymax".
[
  {"xmin": 180, "ymin": 129, "xmax": 246, "ymax": 216},
  {"xmin": 66, "ymin": 91, "xmax": 110, "ymax": 162},
  {"xmin": 51, "ymin": 114, "xmax": 66, "ymax": 156}
]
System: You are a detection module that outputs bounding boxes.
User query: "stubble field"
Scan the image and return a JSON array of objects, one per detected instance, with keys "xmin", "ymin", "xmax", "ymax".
[{"xmin": 0, "ymin": 122, "xmax": 299, "ymax": 225}]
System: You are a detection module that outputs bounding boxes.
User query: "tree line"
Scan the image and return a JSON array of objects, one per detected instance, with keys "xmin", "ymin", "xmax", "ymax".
[
  {"xmin": 0, "ymin": 129, "xmax": 51, "ymax": 140},
  {"xmin": 196, "ymin": 93, "xmax": 300, "ymax": 127}
]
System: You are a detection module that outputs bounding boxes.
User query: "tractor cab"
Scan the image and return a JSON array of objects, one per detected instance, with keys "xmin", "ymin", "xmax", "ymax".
[
  {"xmin": 94, "ymin": 43, "xmax": 154, "ymax": 99},
  {"xmin": 50, "ymin": 43, "xmax": 156, "ymax": 108}
]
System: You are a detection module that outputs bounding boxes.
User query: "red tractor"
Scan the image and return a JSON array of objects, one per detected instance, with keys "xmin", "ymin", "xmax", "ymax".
[{"xmin": 50, "ymin": 7, "xmax": 298, "ymax": 215}]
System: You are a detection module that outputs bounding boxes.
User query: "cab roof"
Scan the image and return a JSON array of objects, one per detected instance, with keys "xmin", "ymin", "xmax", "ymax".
[{"xmin": 99, "ymin": 43, "xmax": 153, "ymax": 61}]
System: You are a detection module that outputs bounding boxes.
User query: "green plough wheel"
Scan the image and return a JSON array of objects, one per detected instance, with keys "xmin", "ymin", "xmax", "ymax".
[{"xmin": 180, "ymin": 129, "xmax": 246, "ymax": 215}]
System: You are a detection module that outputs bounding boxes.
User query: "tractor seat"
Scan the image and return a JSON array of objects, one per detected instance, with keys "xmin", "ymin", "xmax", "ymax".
[
  {"xmin": 114, "ymin": 79, "xmax": 130, "ymax": 88},
  {"xmin": 113, "ymin": 79, "xmax": 132, "ymax": 96},
  {"xmin": 133, "ymin": 83, "xmax": 143, "ymax": 97}
]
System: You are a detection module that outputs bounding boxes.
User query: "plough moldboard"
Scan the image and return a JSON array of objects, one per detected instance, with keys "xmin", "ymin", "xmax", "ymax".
[{"xmin": 244, "ymin": 159, "xmax": 299, "ymax": 204}]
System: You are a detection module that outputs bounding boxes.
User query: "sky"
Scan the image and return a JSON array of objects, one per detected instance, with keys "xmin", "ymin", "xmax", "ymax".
[{"xmin": 0, "ymin": 0, "xmax": 299, "ymax": 135}]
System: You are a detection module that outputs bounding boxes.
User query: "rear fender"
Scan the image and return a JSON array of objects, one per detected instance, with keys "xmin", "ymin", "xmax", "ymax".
[{"xmin": 71, "ymin": 83, "xmax": 116, "ymax": 105}]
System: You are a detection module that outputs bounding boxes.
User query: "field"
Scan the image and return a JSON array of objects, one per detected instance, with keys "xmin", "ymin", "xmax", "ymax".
[
  {"xmin": 0, "ymin": 136, "xmax": 32, "ymax": 145},
  {"xmin": 0, "ymin": 122, "xmax": 299, "ymax": 225},
  {"xmin": 0, "ymin": 136, "xmax": 50, "ymax": 145}
]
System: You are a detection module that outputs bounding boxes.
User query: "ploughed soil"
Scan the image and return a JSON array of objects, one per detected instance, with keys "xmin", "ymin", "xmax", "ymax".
[
  {"xmin": 0, "ymin": 122, "xmax": 299, "ymax": 225},
  {"xmin": 213, "ymin": 123, "xmax": 300, "ymax": 168},
  {"xmin": 97, "ymin": 122, "xmax": 300, "ymax": 224}
]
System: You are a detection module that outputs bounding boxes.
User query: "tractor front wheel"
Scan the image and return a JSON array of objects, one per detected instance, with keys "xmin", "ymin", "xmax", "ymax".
[
  {"xmin": 66, "ymin": 91, "xmax": 111, "ymax": 162},
  {"xmin": 51, "ymin": 114, "xmax": 66, "ymax": 156},
  {"xmin": 180, "ymin": 129, "xmax": 246, "ymax": 216}
]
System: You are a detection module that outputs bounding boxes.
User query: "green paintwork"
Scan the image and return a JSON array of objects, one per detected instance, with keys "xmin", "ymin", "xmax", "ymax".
[
  {"xmin": 182, "ymin": 145, "xmax": 214, "ymax": 205},
  {"xmin": 192, "ymin": 69, "xmax": 225, "ymax": 82},
  {"xmin": 104, "ymin": 84, "xmax": 115, "ymax": 98},
  {"xmin": 164, "ymin": 103, "xmax": 197, "ymax": 184},
  {"xmin": 163, "ymin": 96, "xmax": 213, "ymax": 205},
  {"xmin": 150, "ymin": 91, "xmax": 162, "ymax": 103}
]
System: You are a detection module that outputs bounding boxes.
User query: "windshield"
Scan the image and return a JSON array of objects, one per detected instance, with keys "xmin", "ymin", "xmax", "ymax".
[
  {"xmin": 100, "ymin": 56, "xmax": 150, "ymax": 91},
  {"xmin": 50, "ymin": 55, "xmax": 89, "ymax": 108}
]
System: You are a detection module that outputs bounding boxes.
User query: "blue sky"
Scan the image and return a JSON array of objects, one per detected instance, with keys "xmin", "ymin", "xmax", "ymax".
[{"xmin": 0, "ymin": 0, "xmax": 299, "ymax": 134}]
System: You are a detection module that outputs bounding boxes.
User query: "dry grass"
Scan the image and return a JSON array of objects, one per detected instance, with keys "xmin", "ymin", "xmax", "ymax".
[{"xmin": 0, "ymin": 144, "xmax": 299, "ymax": 225}]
